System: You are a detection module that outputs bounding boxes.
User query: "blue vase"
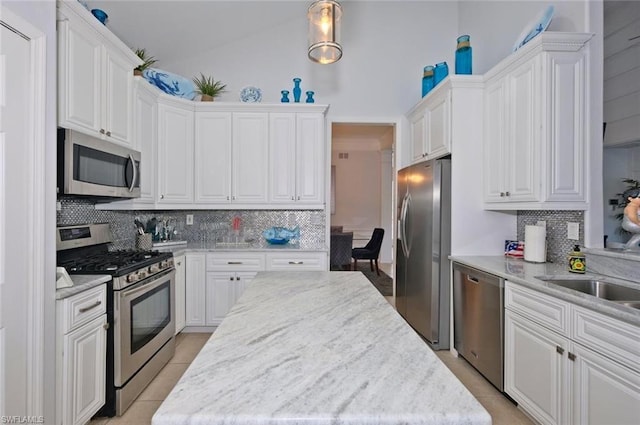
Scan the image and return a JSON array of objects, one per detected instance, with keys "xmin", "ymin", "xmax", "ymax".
[
  {"xmin": 434, "ymin": 62, "xmax": 449, "ymax": 86},
  {"xmin": 280, "ymin": 90, "xmax": 290, "ymax": 103},
  {"xmin": 455, "ymin": 35, "xmax": 472, "ymax": 75},
  {"xmin": 422, "ymin": 65, "xmax": 434, "ymax": 97},
  {"xmin": 91, "ymin": 9, "xmax": 108, "ymax": 25},
  {"xmin": 305, "ymin": 91, "xmax": 315, "ymax": 103},
  {"xmin": 292, "ymin": 78, "xmax": 302, "ymax": 103}
]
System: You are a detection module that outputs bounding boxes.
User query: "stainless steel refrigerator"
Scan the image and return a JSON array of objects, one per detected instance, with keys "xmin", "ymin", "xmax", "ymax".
[{"xmin": 396, "ymin": 158, "xmax": 451, "ymax": 350}]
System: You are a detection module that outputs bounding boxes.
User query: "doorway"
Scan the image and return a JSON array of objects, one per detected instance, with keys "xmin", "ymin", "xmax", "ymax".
[{"xmin": 330, "ymin": 122, "xmax": 396, "ymax": 273}]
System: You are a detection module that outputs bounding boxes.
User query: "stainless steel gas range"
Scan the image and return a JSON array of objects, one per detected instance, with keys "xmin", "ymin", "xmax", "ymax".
[{"xmin": 56, "ymin": 223, "xmax": 175, "ymax": 417}]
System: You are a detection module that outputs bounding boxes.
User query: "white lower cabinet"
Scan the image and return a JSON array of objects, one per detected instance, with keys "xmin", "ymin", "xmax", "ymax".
[
  {"xmin": 205, "ymin": 271, "xmax": 256, "ymax": 326},
  {"xmin": 505, "ymin": 281, "xmax": 640, "ymax": 425},
  {"xmin": 174, "ymin": 254, "xmax": 186, "ymax": 334},
  {"xmin": 56, "ymin": 284, "xmax": 107, "ymax": 425},
  {"xmin": 185, "ymin": 253, "xmax": 206, "ymax": 326}
]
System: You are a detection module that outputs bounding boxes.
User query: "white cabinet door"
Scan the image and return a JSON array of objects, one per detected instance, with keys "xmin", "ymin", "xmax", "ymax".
[
  {"xmin": 232, "ymin": 113, "xmax": 268, "ymax": 203},
  {"xmin": 194, "ymin": 112, "xmax": 233, "ymax": 203},
  {"xmin": 483, "ymin": 77, "xmax": 508, "ymax": 202},
  {"xmin": 157, "ymin": 102, "xmax": 194, "ymax": 203},
  {"xmin": 185, "ymin": 253, "xmax": 206, "ymax": 326},
  {"xmin": 572, "ymin": 344, "xmax": 640, "ymax": 425},
  {"xmin": 269, "ymin": 113, "xmax": 297, "ymax": 203},
  {"xmin": 506, "ymin": 57, "xmax": 539, "ymax": 202},
  {"xmin": 174, "ymin": 255, "xmax": 186, "ymax": 334},
  {"xmin": 410, "ymin": 110, "xmax": 426, "ymax": 162},
  {"xmin": 296, "ymin": 113, "xmax": 325, "ymax": 204},
  {"xmin": 505, "ymin": 310, "xmax": 569, "ymax": 425},
  {"xmin": 103, "ymin": 49, "xmax": 133, "ymax": 145},
  {"xmin": 62, "ymin": 315, "xmax": 106, "ymax": 425},
  {"xmin": 206, "ymin": 271, "xmax": 255, "ymax": 326},
  {"xmin": 132, "ymin": 80, "xmax": 158, "ymax": 203},
  {"xmin": 57, "ymin": 19, "xmax": 102, "ymax": 136},
  {"xmin": 425, "ymin": 89, "xmax": 450, "ymax": 159}
]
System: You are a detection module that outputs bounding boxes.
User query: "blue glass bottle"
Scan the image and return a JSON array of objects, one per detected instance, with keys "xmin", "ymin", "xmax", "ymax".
[
  {"xmin": 434, "ymin": 62, "xmax": 449, "ymax": 86},
  {"xmin": 280, "ymin": 90, "xmax": 290, "ymax": 103},
  {"xmin": 455, "ymin": 35, "xmax": 472, "ymax": 75},
  {"xmin": 305, "ymin": 91, "xmax": 315, "ymax": 103},
  {"xmin": 421, "ymin": 65, "xmax": 434, "ymax": 97},
  {"xmin": 292, "ymin": 78, "xmax": 302, "ymax": 103}
]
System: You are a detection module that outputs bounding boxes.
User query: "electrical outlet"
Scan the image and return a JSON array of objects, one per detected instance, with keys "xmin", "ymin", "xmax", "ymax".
[
  {"xmin": 56, "ymin": 201, "xmax": 62, "ymax": 211},
  {"xmin": 186, "ymin": 214, "xmax": 194, "ymax": 225},
  {"xmin": 567, "ymin": 222, "xmax": 579, "ymax": 240}
]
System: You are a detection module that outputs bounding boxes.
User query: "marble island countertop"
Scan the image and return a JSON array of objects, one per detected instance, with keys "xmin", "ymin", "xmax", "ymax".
[
  {"xmin": 449, "ymin": 256, "xmax": 640, "ymax": 326},
  {"xmin": 154, "ymin": 241, "xmax": 328, "ymax": 257},
  {"xmin": 152, "ymin": 271, "xmax": 491, "ymax": 425}
]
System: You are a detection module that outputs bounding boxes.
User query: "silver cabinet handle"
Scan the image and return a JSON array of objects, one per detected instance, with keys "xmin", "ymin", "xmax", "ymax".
[
  {"xmin": 103, "ymin": 322, "xmax": 110, "ymax": 330},
  {"xmin": 177, "ymin": 261, "xmax": 182, "ymax": 266},
  {"xmin": 556, "ymin": 346, "xmax": 564, "ymax": 355},
  {"xmin": 227, "ymin": 261, "xmax": 243, "ymax": 265},
  {"xmin": 79, "ymin": 300, "xmax": 102, "ymax": 313},
  {"xmin": 100, "ymin": 129, "xmax": 105, "ymax": 134},
  {"xmin": 466, "ymin": 276, "xmax": 480, "ymax": 284},
  {"xmin": 229, "ymin": 276, "xmax": 234, "ymax": 281},
  {"xmin": 500, "ymin": 192, "xmax": 505, "ymax": 197},
  {"xmin": 291, "ymin": 196, "xmax": 295, "ymax": 200},
  {"xmin": 288, "ymin": 261, "xmax": 304, "ymax": 265},
  {"xmin": 106, "ymin": 130, "xmax": 111, "ymax": 137},
  {"xmin": 568, "ymin": 352, "xmax": 576, "ymax": 361},
  {"xmin": 505, "ymin": 191, "xmax": 510, "ymax": 196},
  {"xmin": 160, "ymin": 194, "xmax": 164, "ymax": 199}
]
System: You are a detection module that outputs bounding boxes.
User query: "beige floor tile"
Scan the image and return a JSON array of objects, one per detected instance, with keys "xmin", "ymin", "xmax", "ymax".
[
  {"xmin": 137, "ymin": 362, "xmax": 190, "ymax": 401},
  {"xmin": 104, "ymin": 400, "xmax": 162, "ymax": 425},
  {"xmin": 170, "ymin": 332, "xmax": 211, "ymax": 363},
  {"xmin": 476, "ymin": 395, "xmax": 535, "ymax": 425},
  {"xmin": 435, "ymin": 352, "xmax": 498, "ymax": 397}
]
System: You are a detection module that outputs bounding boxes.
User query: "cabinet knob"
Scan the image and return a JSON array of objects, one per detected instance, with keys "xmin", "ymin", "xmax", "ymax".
[
  {"xmin": 232, "ymin": 196, "xmax": 236, "ymax": 200},
  {"xmin": 229, "ymin": 276, "xmax": 234, "ymax": 281},
  {"xmin": 291, "ymin": 196, "xmax": 295, "ymax": 200},
  {"xmin": 236, "ymin": 276, "xmax": 241, "ymax": 281},
  {"xmin": 500, "ymin": 192, "xmax": 505, "ymax": 197},
  {"xmin": 568, "ymin": 352, "xmax": 576, "ymax": 361},
  {"xmin": 103, "ymin": 322, "xmax": 110, "ymax": 330},
  {"xmin": 177, "ymin": 261, "xmax": 182, "ymax": 266},
  {"xmin": 106, "ymin": 131, "xmax": 111, "ymax": 137},
  {"xmin": 227, "ymin": 196, "xmax": 230, "ymax": 200},
  {"xmin": 556, "ymin": 346, "xmax": 564, "ymax": 355},
  {"xmin": 297, "ymin": 196, "xmax": 300, "ymax": 200},
  {"xmin": 505, "ymin": 191, "xmax": 510, "ymax": 197},
  {"xmin": 160, "ymin": 194, "xmax": 164, "ymax": 199},
  {"xmin": 100, "ymin": 129, "xmax": 106, "ymax": 134}
]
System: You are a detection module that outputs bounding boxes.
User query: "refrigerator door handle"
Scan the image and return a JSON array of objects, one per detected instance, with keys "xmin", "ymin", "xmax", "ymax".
[{"xmin": 401, "ymin": 194, "xmax": 411, "ymax": 256}]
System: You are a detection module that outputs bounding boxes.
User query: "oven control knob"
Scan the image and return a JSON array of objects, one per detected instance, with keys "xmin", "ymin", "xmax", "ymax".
[
  {"xmin": 148, "ymin": 264, "xmax": 159, "ymax": 273},
  {"xmin": 126, "ymin": 273, "xmax": 138, "ymax": 283},
  {"xmin": 138, "ymin": 270, "xmax": 147, "ymax": 280}
]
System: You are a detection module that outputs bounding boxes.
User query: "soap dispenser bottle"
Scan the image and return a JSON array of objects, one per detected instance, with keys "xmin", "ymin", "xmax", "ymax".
[{"xmin": 568, "ymin": 245, "xmax": 586, "ymax": 273}]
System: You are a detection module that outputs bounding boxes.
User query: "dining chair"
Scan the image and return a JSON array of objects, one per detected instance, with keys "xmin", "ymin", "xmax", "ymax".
[{"xmin": 352, "ymin": 228, "xmax": 385, "ymax": 275}]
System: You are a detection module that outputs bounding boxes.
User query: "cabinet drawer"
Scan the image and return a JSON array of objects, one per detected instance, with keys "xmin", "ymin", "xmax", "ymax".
[
  {"xmin": 59, "ymin": 284, "xmax": 107, "ymax": 334},
  {"xmin": 572, "ymin": 305, "xmax": 640, "ymax": 372},
  {"xmin": 505, "ymin": 282, "xmax": 570, "ymax": 335},
  {"xmin": 265, "ymin": 252, "xmax": 327, "ymax": 271},
  {"xmin": 206, "ymin": 252, "xmax": 265, "ymax": 271}
]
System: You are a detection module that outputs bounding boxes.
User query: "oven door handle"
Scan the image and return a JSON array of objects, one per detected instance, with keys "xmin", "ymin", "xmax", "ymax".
[{"xmin": 121, "ymin": 269, "xmax": 175, "ymax": 298}]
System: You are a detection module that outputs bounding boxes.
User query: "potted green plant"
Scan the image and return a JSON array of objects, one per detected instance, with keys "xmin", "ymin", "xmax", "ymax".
[
  {"xmin": 192, "ymin": 73, "xmax": 227, "ymax": 101},
  {"xmin": 133, "ymin": 48, "xmax": 157, "ymax": 76}
]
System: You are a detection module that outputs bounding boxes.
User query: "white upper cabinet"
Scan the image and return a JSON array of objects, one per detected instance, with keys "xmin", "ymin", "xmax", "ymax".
[
  {"xmin": 133, "ymin": 79, "xmax": 158, "ymax": 203},
  {"xmin": 194, "ymin": 111, "xmax": 233, "ymax": 203},
  {"xmin": 482, "ymin": 32, "xmax": 592, "ymax": 210},
  {"xmin": 233, "ymin": 113, "xmax": 269, "ymax": 203},
  {"xmin": 269, "ymin": 112, "xmax": 325, "ymax": 205},
  {"xmin": 157, "ymin": 98, "xmax": 195, "ymax": 203},
  {"xmin": 57, "ymin": 0, "xmax": 141, "ymax": 146},
  {"xmin": 408, "ymin": 80, "xmax": 452, "ymax": 162}
]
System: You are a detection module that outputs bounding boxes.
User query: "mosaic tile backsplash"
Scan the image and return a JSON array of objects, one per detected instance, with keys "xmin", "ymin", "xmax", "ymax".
[
  {"xmin": 517, "ymin": 210, "xmax": 584, "ymax": 264},
  {"xmin": 57, "ymin": 198, "xmax": 326, "ymax": 250}
]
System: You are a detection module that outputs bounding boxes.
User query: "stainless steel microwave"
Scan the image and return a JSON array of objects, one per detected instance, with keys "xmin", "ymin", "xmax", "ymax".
[{"xmin": 58, "ymin": 129, "xmax": 141, "ymax": 198}]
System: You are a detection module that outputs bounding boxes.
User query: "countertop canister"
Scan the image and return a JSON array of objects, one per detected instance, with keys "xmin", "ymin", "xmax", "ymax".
[{"xmin": 524, "ymin": 224, "xmax": 546, "ymax": 263}]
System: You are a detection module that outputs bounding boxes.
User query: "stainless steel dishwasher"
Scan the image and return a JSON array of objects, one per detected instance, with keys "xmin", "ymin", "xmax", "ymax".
[{"xmin": 452, "ymin": 263, "xmax": 504, "ymax": 391}]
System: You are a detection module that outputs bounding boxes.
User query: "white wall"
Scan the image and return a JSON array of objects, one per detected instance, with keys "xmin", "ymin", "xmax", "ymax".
[{"xmin": 2, "ymin": 0, "xmax": 57, "ymax": 421}]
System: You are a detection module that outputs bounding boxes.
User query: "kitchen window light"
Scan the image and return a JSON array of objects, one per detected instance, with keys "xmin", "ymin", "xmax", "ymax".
[{"xmin": 308, "ymin": 0, "xmax": 342, "ymax": 64}]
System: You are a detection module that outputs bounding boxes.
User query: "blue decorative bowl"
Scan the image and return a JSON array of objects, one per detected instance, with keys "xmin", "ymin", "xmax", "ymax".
[
  {"xmin": 142, "ymin": 68, "xmax": 196, "ymax": 100},
  {"xmin": 263, "ymin": 226, "xmax": 300, "ymax": 245},
  {"xmin": 91, "ymin": 9, "xmax": 108, "ymax": 25}
]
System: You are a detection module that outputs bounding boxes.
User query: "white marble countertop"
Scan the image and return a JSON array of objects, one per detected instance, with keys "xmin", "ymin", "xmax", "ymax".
[
  {"xmin": 152, "ymin": 271, "xmax": 491, "ymax": 425},
  {"xmin": 55, "ymin": 274, "xmax": 111, "ymax": 300},
  {"xmin": 449, "ymin": 256, "xmax": 640, "ymax": 326}
]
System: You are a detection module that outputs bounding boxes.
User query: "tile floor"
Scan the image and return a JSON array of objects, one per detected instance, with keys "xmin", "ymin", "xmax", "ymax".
[{"xmin": 89, "ymin": 281, "xmax": 534, "ymax": 425}]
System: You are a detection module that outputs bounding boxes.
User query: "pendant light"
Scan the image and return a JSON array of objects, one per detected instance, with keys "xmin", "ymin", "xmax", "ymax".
[{"xmin": 308, "ymin": 0, "xmax": 342, "ymax": 64}]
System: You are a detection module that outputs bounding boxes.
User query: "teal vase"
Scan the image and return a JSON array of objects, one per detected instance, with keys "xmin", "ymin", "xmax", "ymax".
[
  {"xmin": 293, "ymin": 78, "xmax": 302, "ymax": 103},
  {"xmin": 280, "ymin": 90, "xmax": 290, "ymax": 103},
  {"xmin": 305, "ymin": 91, "xmax": 315, "ymax": 103}
]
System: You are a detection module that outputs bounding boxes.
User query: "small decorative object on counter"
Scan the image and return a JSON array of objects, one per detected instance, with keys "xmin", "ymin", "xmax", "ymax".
[
  {"xmin": 292, "ymin": 77, "xmax": 302, "ymax": 102},
  {"xmin": 568, "ymin": 244, "xmax": 586, "ymax": 273},
  {"xmin": 91, "ymin": 8, "xmax": 108, "ymax": 25},
  {"xmin": 280, "ymin": 90, "xmax": 290, "ymax": 103},
  {"xmin": 263, "ymin": 226, "xmax": 300, "ymax": 245},
  {"xmin": 305, "ymin": 91, "xmax": 315, "ymax": 103},
  {"xmin": 136, "ymin": 233, "xmax": 152, "ymax": 250},
  {"xmin": 504, "ymin": 240, "xmax": 524, "ymax": 258},
  {"xmin": 422, "ymin": 65, "xmax": 435, "ymax": 97},
  {"xmin": 455, "ymin": 35, "xmax": 472, "ymax": 75},
  {"xmin": 434, "ymin": 62, "xmax": 449, "ymax": 87}
]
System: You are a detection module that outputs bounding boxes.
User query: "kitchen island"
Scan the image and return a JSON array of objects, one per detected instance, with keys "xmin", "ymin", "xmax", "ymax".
[{"xmin": 152, "ymin": 271, "xmax": 491, "ymax": 425}]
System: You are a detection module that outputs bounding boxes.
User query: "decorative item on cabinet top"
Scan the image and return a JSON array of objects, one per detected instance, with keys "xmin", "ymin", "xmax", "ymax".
[
  {"xmin": 133, "ymin": 48, "xmax": 158, "ymax": 76},
  {"xmin": 512, "ymin": 5, "xmax": 554, "ymax": 51},
  {"xmin": 142, "ymin": 68, "xmax": 196, "ymax": 100},
  {"xmin": 193, "ymin": 73, "xmax": 227, "ymax": 102},
  {"xmin": 91, "ymin": 8, "xmax": 108, "ymax": 25},
  {"xmin": 240, "ymin": 86, "xmax": 262, "ymax": 103}
]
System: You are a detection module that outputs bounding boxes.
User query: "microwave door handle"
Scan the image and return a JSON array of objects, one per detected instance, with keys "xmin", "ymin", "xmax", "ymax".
[{"xmin": 128, "ymin": 154, "xmax": 138, "ymax": 193}]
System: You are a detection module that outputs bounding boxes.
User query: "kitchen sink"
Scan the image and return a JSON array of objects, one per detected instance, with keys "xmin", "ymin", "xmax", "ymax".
[{"xmin": 537, "ymin": 278, "xmax": 640, "ymax": 308}]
